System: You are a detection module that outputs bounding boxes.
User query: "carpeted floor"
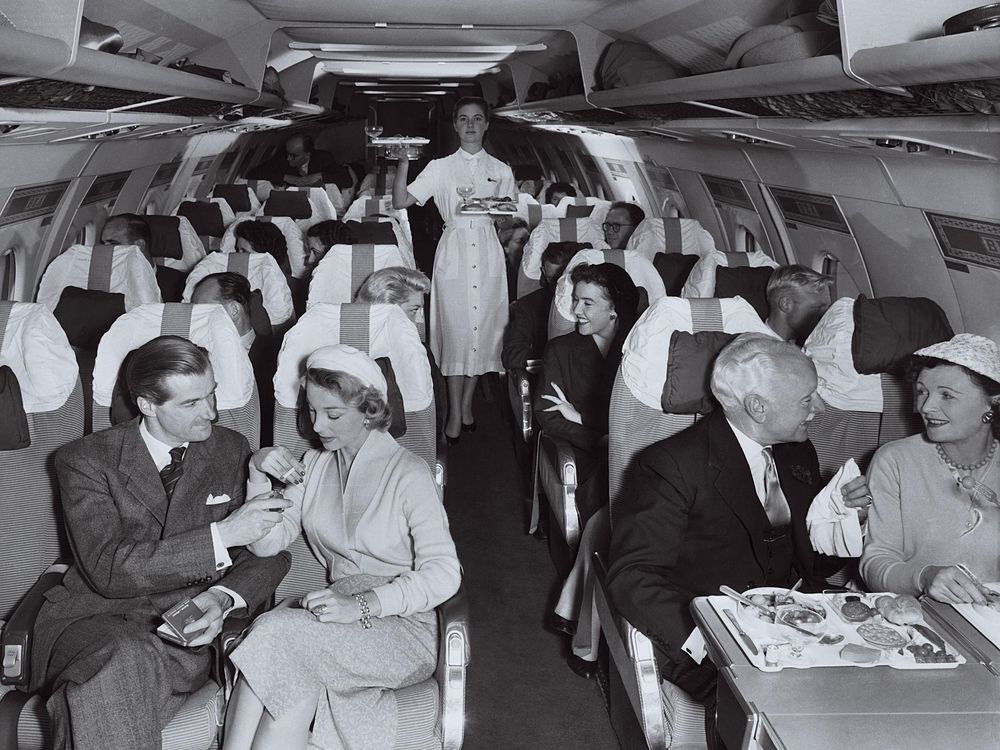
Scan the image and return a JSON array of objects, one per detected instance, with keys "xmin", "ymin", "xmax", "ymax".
[{"xmin": 443, "ymin": 378, "xmax": 619, "ymax": 749}]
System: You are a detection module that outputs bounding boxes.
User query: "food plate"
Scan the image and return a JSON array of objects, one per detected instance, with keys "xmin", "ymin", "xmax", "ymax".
[{"xmin": 708, "ymin": 588, "xmax": 965, "ymax": 672}]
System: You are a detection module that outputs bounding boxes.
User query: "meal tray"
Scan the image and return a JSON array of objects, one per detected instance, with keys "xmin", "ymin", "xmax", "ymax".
[
  {"xmin": 707, "ymin": 590, "xmax": 966, "ymax": 672},
  {"xmin": 458, "ymin": 198, "xmax": 518, "ymax": 216}
]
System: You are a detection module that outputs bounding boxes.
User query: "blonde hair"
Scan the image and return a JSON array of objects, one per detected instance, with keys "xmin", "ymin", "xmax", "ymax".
[{"xmin": 355, "ymin": 267, "xmax": 430, "ymax": 305}]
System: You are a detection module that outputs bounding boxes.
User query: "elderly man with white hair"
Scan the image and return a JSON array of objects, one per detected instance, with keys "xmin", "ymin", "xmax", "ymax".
[{"xmin": 606, "ymin": 333, "xmax": 869, "ymax": 746}]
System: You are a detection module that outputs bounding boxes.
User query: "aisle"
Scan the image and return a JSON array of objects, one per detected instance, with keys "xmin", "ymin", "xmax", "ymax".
[{"xmin": 443, "ymin": 380, "xmax": 618, "ymax": 748}]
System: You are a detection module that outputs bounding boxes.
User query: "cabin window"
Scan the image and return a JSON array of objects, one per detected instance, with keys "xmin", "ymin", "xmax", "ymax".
[
  {"xmin": 74, "ymin": 221, "xmax": 95, "ymax": 246},
  {"xmin": 662, "ymin": 198, "xmax": 682, "ymax": 218},
  {"xmin": 0, "ymin": 248, "xmax": 16, "ymax": 301},
  {"xmin": 736, "ymin": 224, "xmax": 757, "ymax": 254}
]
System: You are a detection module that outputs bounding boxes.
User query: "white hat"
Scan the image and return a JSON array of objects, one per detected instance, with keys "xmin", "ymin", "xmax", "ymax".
[
  {"xmin": 305, "ymin": 344, "xmax": 387, "ymax": 397},
  {"xmin": 913, "ymin": 333, "xmax": 1000, "ymax": 386}
]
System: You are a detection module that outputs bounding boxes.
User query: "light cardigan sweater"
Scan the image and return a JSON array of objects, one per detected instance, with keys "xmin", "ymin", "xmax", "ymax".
[
  {"xmin": 860, "ymin": 433, "xmax": 1000, "ymax": 595},
  {"xmin": 247, "ymin": 429, "xmax": 460, "ymax": 617}
]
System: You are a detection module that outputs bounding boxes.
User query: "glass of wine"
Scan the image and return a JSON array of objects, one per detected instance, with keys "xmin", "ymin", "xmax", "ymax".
[
  {"xmin": 456, "ymin": 185, "xmax": 475, "ymax": 205},
  {"xmin": 364, "ymin": 124, "xmax": 383, "ymax": 140}
]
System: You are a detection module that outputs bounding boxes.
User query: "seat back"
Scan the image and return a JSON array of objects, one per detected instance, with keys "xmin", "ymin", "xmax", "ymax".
[
  {"xmin": 0, "ymin": 302, "xmax": 83, "ymax": 618},
  {"xmin": 307, "ymin": 244, "xmax": 410, "ymax": 308},
  {"xmin": 609, "ymin": 296, "xmax": 776, "ymax": 517},
  {"xmin": 517, "ymin": 217, "xmax": 608, "ymax": 298},
  {"xmin": 513, "ymin": 194, "xmax": 559, "ymax": 232},
  {"xmin": 175, "ymin": 199, "xmax": 235, "ymax": 249},
  {"xmin": 273, "ymin": 303, "xmax": 435, "ymax": 469},
  {"xmin": 548, "ymin": 249, "xmax": 666, "ymax": 339},
  {"xmin": 212, "ymin": 183, "xmax": 261, "ymax": 215},
  {"xmin": 183, "ymin": 252, "xmax": 295, "ymax": 327},
  {"xmin": 219, "ymin": 216, "xmax": 307, "ymax": 279},
  {"xmin": 554, "ymin": 195, "xmax": 612, "ymax": 225},
  {"xmin": 38, "ymin": 244, "xmax": 162, "ymax": 349},
  {"xmin": 147, "ymin": 215, "xmax": 206, "ymax": 273},
  {"xmin": 91, "ymin": 302, "xmax": 260, "ymax": 448},
  {"xmin": 682, "ymin": 249, "xmax": 779, "ymax": 299},
  {"xmin": 238, "ymin": 178, "xmax": 275, "ymax": 204},
  {"xmin": 803, "ymin": 295, "xmax": 953, "ymax": 479}
]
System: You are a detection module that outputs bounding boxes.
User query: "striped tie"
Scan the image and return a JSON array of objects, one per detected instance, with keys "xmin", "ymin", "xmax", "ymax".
[
  {"xmin": 160, "ymin": 446, "xmax": 186, "ymax": 501},
  {"xmin": 761, "ymin": 447, "xmax": 792, "ymax": 527}
]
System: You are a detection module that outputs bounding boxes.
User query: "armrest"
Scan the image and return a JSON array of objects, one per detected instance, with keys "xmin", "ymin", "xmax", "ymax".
[
  {"xmin": 593, "ymin": 554, "xmax": 666, "ymax": 750},
  {"xmin": 2, "ymin": 563, "xmax": 68, "ymax": 687},
  {"xmin": 436, "ymin": 583, "xmax": 469, "ymax": 750},
  {"xmin": 537, "ymin": 432, "xmax": 580, "ymax": 549},
  {"xmin": 512, "ymin": 368, "xmax": 535, "ymax": 443},
  {"xmin": 435, "ymin": 432, "xmax": 448, "ymax": 492}
]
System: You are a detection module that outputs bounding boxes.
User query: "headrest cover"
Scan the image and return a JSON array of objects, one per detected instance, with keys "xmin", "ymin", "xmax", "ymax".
[
  {"xmin": 264, "ymin": 190, "xmax": 312, "ymax": 219},
  {"xmin": 306, "ymin": 344, "xmax": 388, "ymax": 398},
  {"xmin": 914, "ymin": 333, "xmax": 1000, "ymax": 385},
  {"xmin": 212, "ymin": 184, "xmax": 252, "ymax": 213},
  {"xmin": 0, "ymin": 302, "xmax": 78, "ymax": 412},
  {"xmin": 851, "ymin": 295, "xmax": 954, "ymax": 375},
  {"xmin": 177, "ymin": 201, "xmax": 226, "ymax": 238},
  {"xmin": 662, "ymin": 330, "xmax": 737, "ymax": 414},
  {"xmin": 803, "ymin": 297, "xmax": 882, "ymax": 412}
]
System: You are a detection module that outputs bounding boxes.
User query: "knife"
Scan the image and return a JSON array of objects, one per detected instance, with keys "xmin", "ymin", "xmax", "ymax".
[
  {"xmin": 913, "ymin": 623, "xmax": 947, "ymax": 651},
  {"xmin": 723, "ymin": 609, "xmax": 759, "ymax": 655}
]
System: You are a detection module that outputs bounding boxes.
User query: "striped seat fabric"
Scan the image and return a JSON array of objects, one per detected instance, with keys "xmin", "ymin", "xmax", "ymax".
[
  {"xmin": 273, "ymin": 302, "xmax": 435, "ymax": 469},
  {"xmin": 0, "ymin": 302, "xmax": 83, "ymax": 619},
  {"xmin": 804, "ymin": 296, "xmax": 932, "ymax": 480},
  {"xmin": 36, "ymin": 244, "xmax": 161, "ymax": 313},
  {"xmin": 548, "ymin": 248, "xmax": 667, "ymax": 339},
  {"xmin": 307, "ymin": 244, "xmax": 412, "ymax": 308},
  {"xmin": 90, "ymin": 303, "xmax": 260, "ymax": 448},
  {"xmin": 182, "ymin": 251, "xmax": 294, "ymax": 327},
  {"xmin": 625, "ymin": 217, "xmax": 717, "ymax": 261},
  {"xmin": 342, "ymin": 195, "xmax": 415, "ymax": 262},
  {"xmin": 218, "ymin": 215, "xmax": 308, "ymax": 279},
  {"xmin": 517, "ymin": 216, "xmax": 608, "ymax": 298}
]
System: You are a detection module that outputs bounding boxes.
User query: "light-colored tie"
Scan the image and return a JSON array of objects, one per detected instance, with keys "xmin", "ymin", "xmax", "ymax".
[{"xmin": 761, "ymin": 446, "xmax": 792, "ymax": 527}]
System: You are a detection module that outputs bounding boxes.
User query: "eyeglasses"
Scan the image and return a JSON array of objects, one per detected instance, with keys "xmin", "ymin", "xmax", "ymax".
[{"xmin": 602, "ymin": 222, "xmax": 634, "ymax": 233}]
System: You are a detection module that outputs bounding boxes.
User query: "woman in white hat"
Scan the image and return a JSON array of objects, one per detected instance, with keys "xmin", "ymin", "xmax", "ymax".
[
  {"xmin": 861, "ymin": 333, "xmax": 1000, "ymax": 603},
  {"xmin": 223, "ymin": 344, "xmax": 461, "ymax": 750}
]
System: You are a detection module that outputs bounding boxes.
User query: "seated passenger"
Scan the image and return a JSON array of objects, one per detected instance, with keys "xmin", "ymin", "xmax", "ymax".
[
  {"xmin": 606, "ymin": 334, "xmax": 868, "ymax": 731},
  {"xmin": 765, "ymin": 264, "xmax": 833, "ymax": 344},
  {"xmin": 304, "ymin": 219, "xmax": 358, "ymax": 270},
  {"xmin": 496, "ymin": 216, "xmax": 531, "ymax": 298},
  {"xmin": 545, "ymin": 181, "xmax": 577, "ymax": 206},
  {"xmin": 861, "ymin": 334, "xmax": 1000, "ymax": 602},
  {"xmin": 501, "ymin": 240, "xmax": 585, "ymax": 371},
  {"xmin": 602, "ymin": 201, "xmax": 645, "ymax": 249},
  {"xmin": 235, "ymin": 220, "xmax": 290, "ymax": 276},
  {"xmin": 223, "ymin": 344, "xmax": 461, "ymax": 750},
  {"xmin": 191, "ymin": 272, "xmax": 255, "ymax": 350},
  {"xmin": 535, "ymin": 263, "xmax": 640, "ymax": 524},
  {"xmin": 101, "ymin": 213, "xmax": 152, "ymax": 261},
  {"xmin": 355, "ymin": 266, "xmax": 446, "ymax": 433},
  {"xmin": 30, "ymin": 335, "xmax": 291, "ymax": 750}
]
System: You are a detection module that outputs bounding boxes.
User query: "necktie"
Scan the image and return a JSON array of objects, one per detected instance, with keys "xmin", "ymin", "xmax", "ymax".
[
  {"xmin": 160, "ymin": 446, "xmax": 186, "ymax": 500},
  {"xmin": 761, "ymin": 446, "xmax": 791, "ymax": 527}
]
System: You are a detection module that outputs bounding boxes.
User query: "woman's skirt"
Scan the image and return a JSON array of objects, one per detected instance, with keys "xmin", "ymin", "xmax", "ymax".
[{"xmin": 230, "ymin": 574, "xmax": 438, "ymax": 750}]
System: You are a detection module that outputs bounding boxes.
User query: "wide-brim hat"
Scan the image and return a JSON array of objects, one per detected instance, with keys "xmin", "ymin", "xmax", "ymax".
[{"xmin": 913, "ymin": 333, "xmax": 1000, "ymax": 387}]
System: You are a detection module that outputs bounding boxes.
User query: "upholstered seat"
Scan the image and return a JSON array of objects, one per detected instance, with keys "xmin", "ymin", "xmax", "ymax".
[
  {"xmin": 307, "ymin": 244, "xmax": 412, "ymax": 308},
  {"xmin": 218, "ymin": 215, "xmax": 307, "ymax": 279},
  {"xmin": 211, "ymin": 183, "xmax": 262, "ymax": 216},
  {"xmin": 90, "ymin": 302, "xmax": 260, "ymax": 448},
  {"xmin": 183, "ymin": 251, "xmax": 295, "ymax": 327},
  {"xmin": 625, "ymin": 217, "xmax": 718, "ymax": 261},
  {"xmin": 682, "ymin": 249, "xmax": 780, "ymax": 300},
  {"xmin": 554, "ymin": 195, "xmax": 612, "ymax": 225},
  {"xmin": 342, "ymin": 194, "xmax": 415, "ymax": 263},
  {"xmin": 517, "ymin": 217, "xmax": 608, "ymax": 298},
  {"xmin": 175, "ymin": 199, "xmax": 236, "ymax": 250}
]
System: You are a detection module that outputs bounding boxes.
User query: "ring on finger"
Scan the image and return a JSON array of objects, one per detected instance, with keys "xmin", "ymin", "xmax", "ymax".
[
  {"xmin": 314, "ymin": 604, "xmax": 327, "ymax": 614},
  {"xmin": 863, "ymin": 493, "xmax": 873, "ymax": 507}
]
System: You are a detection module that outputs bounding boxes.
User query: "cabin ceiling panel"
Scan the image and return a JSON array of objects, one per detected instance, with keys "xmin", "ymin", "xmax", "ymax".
[
  {"xmin": 246, "ymin": 0, "xmax": 617, "ymax": 25},
  {"xmin": 283, "ymin": 28, "xmax": 557, "ymax": 47}
]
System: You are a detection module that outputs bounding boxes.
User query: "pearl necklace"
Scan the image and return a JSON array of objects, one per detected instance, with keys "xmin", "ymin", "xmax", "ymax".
[
  {"xmin": 937, "ymin": 439, "xmax": 1000, "ymax": 535},
  {"xmin": 936, "ymin": 439, "xmax": 998, "ymax": 472}
]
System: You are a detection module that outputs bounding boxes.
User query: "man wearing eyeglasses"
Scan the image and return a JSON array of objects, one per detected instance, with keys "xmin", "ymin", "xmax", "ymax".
[{"xmin": 602, "ymin": 201, "xmax": 645, "ymax": 249}]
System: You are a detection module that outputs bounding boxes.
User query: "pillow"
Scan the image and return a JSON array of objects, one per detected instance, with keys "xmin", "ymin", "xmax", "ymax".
[
  {"xmin": 144, "ymin": 215, "xmax": 184, "ymax": 260},
  {"xmin": 714, "ymin": 266, "xmax": 773, "ymax": 321},
  {"xmin": 653, "ymin": 252, "xmax": 698, "ymax": 296},
  {"xmin": 178, "ymin": 201, "xmax": 226, "ymax": 238},
  {"xmin": 53, "ymin": 286, "xmax": 126, "ymax": 350},
  {"xmin": 155, "ymin": 266, "xmax": 188, "ymax": 303},
  {"xmin": 565, "ymin": 204, "xmax": 594, "ymax": 218},
  {"xmin": 0, "ymin": 365, "xmax": 30, "ymax": 449},
  {"xmin": 212, "ymin": 184, "xmax": 252, "ymax": 213},
  {"xmin": 346, "ymin": 221, "xmax": 396, "ymax": 245},
  {"xmin": 263, "ymin": 190, "xmax": 312, "ymax": 220},
  {"xmin": 851, "ymin": 295, "xmax": 954, "ymax": 375},
  {"xmin": 374, "ymin": 357, "xmax": 407, "ymax": 439},
  {"xmin": 661, "ymin": 330, "xmax": 736, "ymax": 414}
]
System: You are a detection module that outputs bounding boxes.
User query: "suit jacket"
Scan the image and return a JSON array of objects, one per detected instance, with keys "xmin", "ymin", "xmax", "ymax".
[
  {"xmin": 30, "ymin": 418, "xmax": 290, "ymax": 691},
  {"xmin": 501, "ymin": 286, "xmax": 553, "ymax": 371},
  {"xmin": 606, "ymin": 409, "xmax": 827, "ymax": 700}
]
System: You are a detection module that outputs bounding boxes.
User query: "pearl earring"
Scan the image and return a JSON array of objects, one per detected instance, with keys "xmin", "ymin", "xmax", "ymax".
[{"xmin": 983, "ymin": 411, "xmax": 995, "ymax": 424}]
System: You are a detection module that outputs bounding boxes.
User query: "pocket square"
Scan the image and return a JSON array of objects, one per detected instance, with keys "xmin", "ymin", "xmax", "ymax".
[{"xmin": 206, "ymin": 493, "xmax": 231, "ymax": 506}]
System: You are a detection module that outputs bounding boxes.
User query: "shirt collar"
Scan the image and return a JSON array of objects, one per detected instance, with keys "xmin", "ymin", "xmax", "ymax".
[
  {"xmin": 240, "ymin": 328, "xmax": 256, "ymax": 352},
  {"xmin": 139, "ymin": 418, "xmax": 189, "ymax": 472},
  {"xmin": 458, "ymin": 148, "xmax": 485, "ymax": 161},
  {"xmin": 726, "ymin": 417, "xmax": 768, "ymax": 460}
]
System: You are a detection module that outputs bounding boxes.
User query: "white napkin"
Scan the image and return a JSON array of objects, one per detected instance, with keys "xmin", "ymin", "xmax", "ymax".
[{"xmin": 806, "ymin": 458, "xmax": 865, "ymax": 557}]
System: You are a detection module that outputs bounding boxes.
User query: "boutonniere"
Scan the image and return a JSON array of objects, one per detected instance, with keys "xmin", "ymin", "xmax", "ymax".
[{"xmin": 790, "ymin": 465, "xmax": 814, "ymax": 485}]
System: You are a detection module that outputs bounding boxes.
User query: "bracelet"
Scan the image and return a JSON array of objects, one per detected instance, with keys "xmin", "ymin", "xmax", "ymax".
[{"xmin": 354, "ymin": 592, "xmax": 373, "ymax": 629}]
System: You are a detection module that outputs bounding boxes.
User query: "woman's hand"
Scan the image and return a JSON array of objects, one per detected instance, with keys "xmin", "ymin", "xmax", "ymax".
[
  {"xmin": 250, "ymin": 447, "xmax": 304, "ymax": 485},
  {"xmin": 921, "ymin": 565, "xmax": 989, "ymax": 605},
  {"xmin": 840, "ymin": 475, "xmax": 872, "ymax": 524},
  {"xmin": 541, "ymin": 382, "xmax": 583, "ymax": 425},
  {"xmin": 301, "ymin": 588, "xmax": 362, "ymax": 623}
]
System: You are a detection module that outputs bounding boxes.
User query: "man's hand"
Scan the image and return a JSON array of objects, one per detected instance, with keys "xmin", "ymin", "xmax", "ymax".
[
  {"xmin": 840, "ymin": 475, "xmax": 872, "ymax": 524},
  {"xmin": 184, "ymin": 589, "xmax": 230, "ymax": 647},
  {"xmin": 216, "ymin": 494, "xmax": 292, "ymax": 548}
]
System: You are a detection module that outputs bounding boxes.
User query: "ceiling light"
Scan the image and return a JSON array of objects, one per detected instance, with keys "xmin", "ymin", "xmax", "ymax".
[
  {"xmin": 290, "ymin": 43, "xmax": 545, "ymax": 54},
  {"xmin": 362, "ymin": 90, "xmax": 446, "ymax": 95}
]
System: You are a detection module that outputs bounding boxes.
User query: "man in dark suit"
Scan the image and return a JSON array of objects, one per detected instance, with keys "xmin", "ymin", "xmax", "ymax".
[
  {"xmin": 607, "ymin": 334, "xmax": 866, "ymax": 716},
  {"xmin": 31, "ymin": 336, "xmax": 292, "ymax": 750}
]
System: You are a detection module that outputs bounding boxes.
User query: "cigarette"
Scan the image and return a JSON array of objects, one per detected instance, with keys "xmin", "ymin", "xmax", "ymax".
[{"xmin": 280, "ymin": 466, "xmax": 300, "ymax": 483}]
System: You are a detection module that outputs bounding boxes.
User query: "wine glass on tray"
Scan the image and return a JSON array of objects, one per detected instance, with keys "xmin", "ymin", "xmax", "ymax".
[{"xmin": 456, "ymin": 184, "xmax": 475, "ymax": 208}]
